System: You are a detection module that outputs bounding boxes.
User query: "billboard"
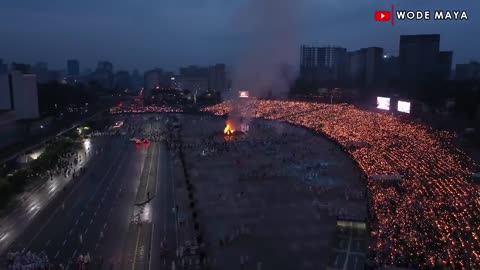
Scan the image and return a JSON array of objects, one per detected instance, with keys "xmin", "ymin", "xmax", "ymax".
[
  {"xmin": 376, "ymin": 97, "xmax": 390, "ymax": 110},
  {"xmin": 239, "ymin": 91, "xmax": 249, "ymax": 98},
  {"xmin": 397, "ymin": 100, "xmax": 411, "ymax": 114}
]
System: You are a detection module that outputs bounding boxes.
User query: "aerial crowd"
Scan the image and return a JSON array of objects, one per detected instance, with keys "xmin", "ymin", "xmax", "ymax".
[{"xmin": 203, "ymin": 99, "xmax": 480, "ymax": 269}]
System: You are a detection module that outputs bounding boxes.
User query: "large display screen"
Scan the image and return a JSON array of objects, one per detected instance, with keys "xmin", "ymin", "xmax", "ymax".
[
  {"xmin": 239, "ymin": 91, "xmax": 249, "ymax": 98},
  {"xmin": 397, "ymin": 100, "xmax": 411, "ymax": 114},
  {"xmin": 376, "ymin": 97, "xmax": 390, "ymax": 110}
]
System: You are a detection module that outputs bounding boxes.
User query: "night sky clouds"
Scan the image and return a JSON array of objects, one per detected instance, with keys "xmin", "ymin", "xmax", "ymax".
[{"xmin": 0, "ymin": 0, "xmax": 478, "ymax": 71}]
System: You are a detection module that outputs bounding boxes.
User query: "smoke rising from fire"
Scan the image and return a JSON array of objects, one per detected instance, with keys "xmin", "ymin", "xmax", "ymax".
[{"xmin": 230, "ymin": 0, "xmax": 303, "ymax": 99}]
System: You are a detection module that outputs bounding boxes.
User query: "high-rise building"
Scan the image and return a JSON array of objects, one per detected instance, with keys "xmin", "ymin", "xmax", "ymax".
[
  {"xmin": 348, "ymin": 47, "xmax": 384, "ymax": 86},
  {"xmin": 437, "ymin": 51, "xmax": 453, "ymax": 80},
  {"xmin": 300, "ymin": 46, "xmax": 348, "ymax": 81},
  {"xmin": 33, "ymin": 62, "xmax": 49, "ymax": 83},
  {"xmin": 384, "ymin": 56, "xmax": 400, "ymax": 83},
  {"xmin": 144, "ymin": 69, "xmax": 163, "ymax": 96},
  {"xmin": 176, "ymin": 77, "xmax": 209, "ymax": 94},
  {"xmin": 180, "ymin": 65, "xmax": 208, "ymax": 77},
  {"xmin": 455, "ymin": 61, "xmax": 480, "ymax": 80},
  {"xmin": 114, "ymin": 70, "xmax": 131, "ymax": 91},
  {"xmin": 9, "ymin": 71, "xmax": 40, "ymax": 119},
  {"xmin": 399, "ymin": 34, "xmax": 450, "ymax": 82},
  {"xmin": 0, "ymin": 73, "xmax": 12, "ymax": 110},
  {"xmin": 94, "ymin": 61, "xmax": 114, "ymax": 89},
  {"xmin": 208, "ymin": 64, "xmax": 226, "ymax": 92},
  {"xmin": 0, "ymin": 59, "xmax": 8, "ymax": 74},
  {"xmin": 67, "ymin": 59, "xmax": 80, "ymax": 77},
  {"xmin": 11, "ymin": 63, "xmax": 32, "ymax": 74}
]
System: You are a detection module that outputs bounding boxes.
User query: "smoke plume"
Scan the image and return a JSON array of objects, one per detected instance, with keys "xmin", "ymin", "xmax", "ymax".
[{"xmin": 230, "ymin": 0, "xmax": 302, "ymax": 99}]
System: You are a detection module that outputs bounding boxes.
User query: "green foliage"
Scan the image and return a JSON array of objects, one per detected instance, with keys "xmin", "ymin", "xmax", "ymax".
[{"xmin": 0, "ymin": 138, "xmax": 80, "ymax": 208}]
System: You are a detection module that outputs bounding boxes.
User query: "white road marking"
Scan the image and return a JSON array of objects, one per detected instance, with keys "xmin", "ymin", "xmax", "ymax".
[
  {"xmin": 90, "ymin": 219, "xmax": 93, "ymax": 224},
  {"xmin": 69, "ymin": 229, "xmax": 73, "ymax": 235},
  {"xmin": 72, "ymin": 249, "xmax": 77, "ymax": 259},
  {"xmin": 84, "ymin": 228, "xmax": 89, "ymax": 234},
  {"xmin": 45, "ymin": 240, "xmax": 51, "ymax": 246},
  {"xmin": 62, "ymin": 239, "xmax": 67, "ymax": 246},
  {"xmin": 54, "ymin": 250, "xmax": 60, "ymax": 258},
  {"xmin": 104, "ymin": 222, "xmax": 107, "ymax": 229},
  {"xmin": 80, "ymin": 211, "xmax": 84, "ymax": 217},
  {"xmin": 75, "ymin": 219, "xmax": 79, "ymax": 225}
]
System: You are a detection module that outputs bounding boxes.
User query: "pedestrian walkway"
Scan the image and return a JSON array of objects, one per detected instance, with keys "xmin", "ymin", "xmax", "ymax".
[{"xmin": 0, "ymin": 138, "xmax": 101, "ymax": 256}]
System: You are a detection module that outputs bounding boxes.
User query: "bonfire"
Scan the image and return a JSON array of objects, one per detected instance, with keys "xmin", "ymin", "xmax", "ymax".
[{"xmin": 224, "ymin": 121, "xmax": 235, "ymax": 136}]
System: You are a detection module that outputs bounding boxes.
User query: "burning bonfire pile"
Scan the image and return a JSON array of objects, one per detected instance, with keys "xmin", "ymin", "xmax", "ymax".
[
  {"xmin": 223, "ymin": 118, "xmax": 249, "ymax": 136},
  {"xmin": 224, "ymin": 121, "xmax": 235, "ymax": 136}
]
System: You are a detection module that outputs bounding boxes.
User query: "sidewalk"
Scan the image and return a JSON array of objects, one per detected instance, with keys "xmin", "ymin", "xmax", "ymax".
[{"xmin": 0, "ymin": 137, "xmax": 105, "ymax": 255}]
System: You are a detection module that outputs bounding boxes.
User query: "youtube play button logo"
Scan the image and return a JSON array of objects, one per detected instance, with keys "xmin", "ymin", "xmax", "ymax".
[{"xmin": 375, "ymin": 11, "xmax": 391, "ymax": 21}]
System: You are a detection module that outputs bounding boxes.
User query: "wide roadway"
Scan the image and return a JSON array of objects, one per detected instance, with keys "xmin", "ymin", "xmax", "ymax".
[{"xmin": 9, "ymin": 115, "xmax": 179, "ymax": 270}]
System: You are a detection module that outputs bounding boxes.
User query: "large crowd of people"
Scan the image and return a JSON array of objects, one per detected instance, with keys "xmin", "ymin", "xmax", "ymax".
[
  {"xmin": 109, "ymin": 105, "xmax": 182, "ymax": 114},
  {"xmin": 6, "ymin": 250, "xmax": 50, "ymax": 270},
  {"xmin": 203, "ymin": 100, "xmax": 480, "ymax": 269}
]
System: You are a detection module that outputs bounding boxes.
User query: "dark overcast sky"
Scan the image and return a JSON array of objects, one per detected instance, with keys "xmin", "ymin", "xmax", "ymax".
[{"xmin": 0, "ymin": 0, "xmax": 478, "ymax": 72}]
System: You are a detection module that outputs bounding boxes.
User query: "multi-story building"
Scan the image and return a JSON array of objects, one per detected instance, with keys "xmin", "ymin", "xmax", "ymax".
[
  {"xmin": 94, "ymin": 61, "xmax": 114, "ymax": 89},
  {"xmin": 300, "ymin": 45, "xmax": 348, "ymax": 81},
  {"xmin": 67, "ymin": 59, "xmax": 80, "ymax": 77},
  {"xmin": 33, "ymin": 62, "xmax": 49, "ymax": 83},
  {"xmin": 9, "ymin": 71, "xmax": 40, "ymax": 120},
  {"xmin": 114, "ymin": 70, "xmax": 131, "ymax": 91},
  {"xmin": 0, "ymin": 73, "xmax": 12, "ymax": 110},
  {"xmin": 11, "ymin": 62, "xmax": 32, "ymax": 74},
  {"xmin": 455, "ymin": 61, "xmax": 480, "ymax": 80},
  {"xmin": 208, "ymin": 64, "xmax": 226, "ymax": 92},
  {"xmin": 0, "ymin": 59, "xmax": 8, "ymax": 74},
  {"xmin": 180, "ymin": 65, "xmax": 208, "ymax": 78},
  {"xmin": 144, "ymin": 69, "xmax": 163, "ymax": 96},
  {"xmin": 399, "ymin": 34, "xmax": 451, "ymax": 82},
  {"xmin": 176, "ymin": 77, "xmax": 209, "ymax": 94},
  {"xmin": 348, "ymin": 47, "xmax": 384, "ymax": 86}
]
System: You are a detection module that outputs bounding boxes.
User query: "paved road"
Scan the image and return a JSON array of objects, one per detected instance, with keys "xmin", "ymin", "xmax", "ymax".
[
  {"xmin": 0, "ymin": 136, "xmax": 100, "ymax": 255},
  {"xmin": 122, "ymin": 119, "xmax": 179, "ymax": 270},
  {"xmin": 150, "ymin": 141, "xmax": 177, "ymax": 270},
  {"xmin": 3, "ymin": 115, "xmax": 180, "ymax": 270}
]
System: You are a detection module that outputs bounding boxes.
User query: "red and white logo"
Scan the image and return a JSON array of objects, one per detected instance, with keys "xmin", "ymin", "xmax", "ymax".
[{"xmin": 375, "ymin": 11, "xmax": 391, "ymax": 21}]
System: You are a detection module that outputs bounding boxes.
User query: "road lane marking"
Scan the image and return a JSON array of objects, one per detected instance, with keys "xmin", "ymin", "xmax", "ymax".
[
  {"xmin": 131, "ymin": 228, "xmax": 142, "ymax": 270},
  {"xmin": 69, "ymin": 229, "xmax": 73, "ymax": 235},
  {"xmin": 104, "ymin": 222, "xmax": 108, "ymax": 229},
  {"xmin": 72, "ymin": 249, "xmax": 77, "ymax": 259},
  {"xmin": 84, "ymin": 228, "xmax": 89, "ymax": 234},
  {"xmin": 62, "ymin": 239, "xmax": 67, "ymax": 246},
  {"xmin": 149, "ymin": 223, "xmax": 154, "ymax": 270},
  {"xmin": 54, "ymin": 250, "xmax": 60, "ymax": 258},
  {"xmin": 46, "ymin": 240, "xmax": 51, "ymax": 246},
  {"xmin": 93, "ymin": 211, "xmax": 97, "ymax": 216},
  {"xmin": 144, "ymin": 145, "xmax": 155, "ymax": 200},
  {"xmin": 80, "ymin": 211, "xmax": 84, "ymax": 217},
  {"xmin": 75, "ymin": 219, "xmax": 79, "ymax": 225},
  {"xmin": 90, "ymin": 219, "xmax": 93, "ymax": 224}
]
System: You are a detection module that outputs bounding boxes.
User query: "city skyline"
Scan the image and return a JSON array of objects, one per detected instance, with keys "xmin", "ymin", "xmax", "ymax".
[{"xmin": 0, "ymin": 0, "xmax": 479, "ymax": 71}]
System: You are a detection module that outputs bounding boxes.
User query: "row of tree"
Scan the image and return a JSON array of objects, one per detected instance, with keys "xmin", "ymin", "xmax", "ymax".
[
  {"xmin": 37, "ymin": 81, "xmax": 104, "ymax": 116},
  {"xmin": 0, "ymin": 138, "xmax": 80, "ymax": 208}
]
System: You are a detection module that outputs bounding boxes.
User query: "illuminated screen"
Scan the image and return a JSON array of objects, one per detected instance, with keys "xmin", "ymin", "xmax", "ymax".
[
  {"xmin": 376, "ymin": 97, "xmax": 390, "ymax": 110},
  {"xmin": 239, "ymin": 91, "xmax": 249, "ymax": 98},
  {"xmin": 397, "ymin": 100, "xmax": 411, "ymax": 113}
]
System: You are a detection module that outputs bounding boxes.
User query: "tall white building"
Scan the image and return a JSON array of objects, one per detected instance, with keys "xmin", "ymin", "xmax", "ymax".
[{"xmin": 10, "ymin": 71, "xmax": 40, "ymax": 120}]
